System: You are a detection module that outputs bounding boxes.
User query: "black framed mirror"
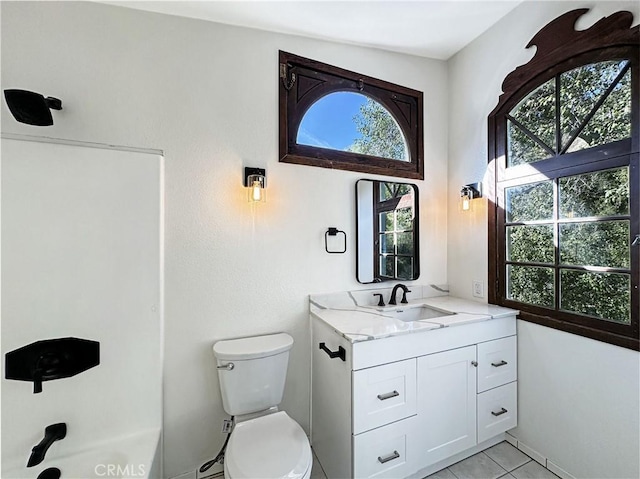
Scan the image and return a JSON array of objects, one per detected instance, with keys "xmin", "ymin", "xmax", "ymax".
[{"xmin": 356, "ymin": 179, "xmax": 420, "ymax": 283}]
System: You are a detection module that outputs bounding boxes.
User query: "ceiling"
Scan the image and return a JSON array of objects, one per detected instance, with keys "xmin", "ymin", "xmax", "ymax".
[{"xmin": 104, "ymin": 1, "xmax": 523, "ymax": 60}]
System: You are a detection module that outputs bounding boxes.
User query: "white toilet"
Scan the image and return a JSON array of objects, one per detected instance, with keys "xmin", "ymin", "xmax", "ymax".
[{"xmin": 213, "ymin": 333, "xmax": 313, "ymax": 479}]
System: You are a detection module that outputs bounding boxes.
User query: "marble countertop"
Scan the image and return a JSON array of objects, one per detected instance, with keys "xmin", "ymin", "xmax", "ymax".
[{"xmin": 310, "ymin": 294, "xmax": 518, "ymax": 343}]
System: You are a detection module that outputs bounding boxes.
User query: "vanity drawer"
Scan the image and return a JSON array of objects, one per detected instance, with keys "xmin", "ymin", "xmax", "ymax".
[
  {"xmin": 477, "ymin": 335, "xmax": 517, "ymax": 392},
  {"xmin": 353, "ymin": 415, "xmax": 417, "ymax": 478},
  {"xmin": 353, "ymin": 358, "xmax": 417, "ymax": 434},
  {"xmin": 477, "ymin": 381, "xmax": 517, "ymax": 443}
]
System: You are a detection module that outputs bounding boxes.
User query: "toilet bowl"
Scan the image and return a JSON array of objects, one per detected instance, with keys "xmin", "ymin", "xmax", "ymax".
[
  {"xmin": 213, "ymin": 333, "xmax": 312, "ymax": 479},
  {"xmin": 224, "ymin": 411, "xmax": 312, "ymax": 479}
]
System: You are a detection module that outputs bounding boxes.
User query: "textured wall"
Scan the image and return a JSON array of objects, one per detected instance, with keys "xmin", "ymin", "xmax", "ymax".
[
  {"xmin": 447, "ymin": 2, "xmax": 640, "ymax": 478},
  {"xmin": 1, "ymin": 3, "xmax": 448, "ymax": 476}
]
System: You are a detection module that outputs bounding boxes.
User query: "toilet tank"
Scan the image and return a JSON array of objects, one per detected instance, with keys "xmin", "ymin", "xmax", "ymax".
[{"xmin": 213, "ymin": 333, "xmax": 293, "ymax": 416}]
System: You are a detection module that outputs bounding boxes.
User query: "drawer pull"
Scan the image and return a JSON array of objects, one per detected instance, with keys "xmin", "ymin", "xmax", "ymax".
[
  {"xmin": 319, "ymin": 342, "xmax": 346, "ymax": 361},
  {"xmin": 377, "ymin": 390, "xmax": 400, "ymax": 401},
  {"xmin": 377, "ymin": 450, "xmax": 400, "ymax": 464},
  {"xmin": 491, "ymin": 360, "xmax": 508, "ymax": 367},
  {"xmin": 491, "ymin": 407, "xmax": 508, "ymax": 417}
]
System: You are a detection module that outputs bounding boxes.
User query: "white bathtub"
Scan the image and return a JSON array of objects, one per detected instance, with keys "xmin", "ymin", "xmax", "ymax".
[{"xmin": 3, "ymin": 428, "xmax": 161, "ymax": 479}]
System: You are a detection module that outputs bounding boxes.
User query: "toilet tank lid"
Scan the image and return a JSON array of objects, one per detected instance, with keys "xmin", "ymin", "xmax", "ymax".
[{"xmin": 213, "ymin": 333, "xmax": 293, "ymax": 360}]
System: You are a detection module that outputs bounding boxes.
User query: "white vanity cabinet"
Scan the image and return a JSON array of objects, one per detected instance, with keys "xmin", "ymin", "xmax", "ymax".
[{"xmin": 311, "ymin": 312, "xmax": 518, "ymax": 479}]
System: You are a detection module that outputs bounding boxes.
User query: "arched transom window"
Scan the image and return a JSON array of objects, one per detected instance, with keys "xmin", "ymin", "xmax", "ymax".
[{"xmin": 279, "ymin": 51, "xmax": 423, "ymax": 179}]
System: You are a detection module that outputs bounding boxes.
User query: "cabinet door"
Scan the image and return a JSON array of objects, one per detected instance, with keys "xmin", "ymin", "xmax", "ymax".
[
  {"xmin": 353, "ymin": 358, "xmax": 417, "ymax": 434},
  {"xmin": 417, "ymin": 345, "xmax": 477, "ymax": 466},
  {"xmin": 477, "ymin": 336, "xmax": 517, "ymax": 392}
]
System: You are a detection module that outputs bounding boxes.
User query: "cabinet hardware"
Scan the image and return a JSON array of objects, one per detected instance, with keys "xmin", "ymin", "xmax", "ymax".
[
  {"xmin": 216, "ymin": 363, "xmax": 234, "ymax": 371},
  {"xmin": 491, "ymin": 407, "xmax": 508, "ymax": 417},
  {"xmin": 471, "ymin": 361, "xmax": 478, "ymax": 367},
  {"xmin": 377, "ymin": 450, "xmax": 400, "ymax": 464},
  {"xmin": 491, "ymin": 360, "xmax": 508, "ymax": 367},
  {"xmin": 377, "ymin": 390, "xmax": 400, "ymax": 401},
  {"xmin": 319, "ymin": 342, "xmax": 346, "ymax": 361}
]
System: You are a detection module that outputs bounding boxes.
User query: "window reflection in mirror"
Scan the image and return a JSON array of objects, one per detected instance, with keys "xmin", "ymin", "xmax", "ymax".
[
  {"xmin": 297, "ymin": 92, "xmax": 409, "ymax": 162},
  {"xmin": 356, "ymin": 179, "xmax": 419, "ymax": 283}
]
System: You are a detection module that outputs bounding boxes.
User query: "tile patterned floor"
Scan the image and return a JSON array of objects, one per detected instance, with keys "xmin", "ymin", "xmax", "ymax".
[
  {"xmin": 311, "ymin": 441, "xmax": 560, "ymax": 479},
  {"xmin": 426, "ymin": 441, "xmax": 559, "ymax": 479}
]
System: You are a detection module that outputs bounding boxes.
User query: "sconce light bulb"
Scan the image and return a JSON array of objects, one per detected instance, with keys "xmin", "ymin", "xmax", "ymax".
[
  {"xmin": 251, "ymin": 180, "xmax": 262, "ymax": 202},
  {"xmin": 462, "ymin": 195, "xmax": 471, "ymax": 211}
]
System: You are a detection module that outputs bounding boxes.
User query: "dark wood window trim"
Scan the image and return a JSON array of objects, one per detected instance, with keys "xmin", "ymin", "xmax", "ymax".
[
  {"xmin": 487, "ymin": 9, "xmax": 640, "ymax": 351},
  {"xmin": 278, "ymin": 51, "xmax": 424, "ymax": 180}
]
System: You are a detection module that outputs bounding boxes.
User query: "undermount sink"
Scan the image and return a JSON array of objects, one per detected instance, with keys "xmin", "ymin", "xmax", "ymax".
[{"xmin": 383, "ymin": 305, "xmax": 456, "ymax": 322}]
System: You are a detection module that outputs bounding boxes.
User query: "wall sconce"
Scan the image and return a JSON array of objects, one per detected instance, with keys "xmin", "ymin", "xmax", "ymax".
[
  {"xmin": 460, "ymin": 183, "xmax": 481, "ymax": 212},
  {"xmin": 244, "ymin": 167, "xmax": 266, "ymax": 203}
]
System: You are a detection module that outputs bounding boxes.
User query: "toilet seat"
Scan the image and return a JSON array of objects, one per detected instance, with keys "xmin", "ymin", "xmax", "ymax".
[{"xmin": 224, "ymin": 411, "xmax": 312, "ymax": 479}]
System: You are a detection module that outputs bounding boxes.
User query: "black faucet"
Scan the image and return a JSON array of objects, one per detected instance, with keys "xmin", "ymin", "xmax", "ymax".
[
  {"xmin": 388, "ymin": 284, "xmax": 411, "ymax": 306},
  {"xmin": 27, "ymin": 423, "xmax": 66, "ymax": 467}
]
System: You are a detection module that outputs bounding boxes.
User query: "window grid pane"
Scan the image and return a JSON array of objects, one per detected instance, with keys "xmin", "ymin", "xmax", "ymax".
[
  {"xmin": 504, "ymin": 169, "xmax": 631, "ymax": 317},
  {"xmin": 560, "ymin": 269, "xmax": 631, "ymax": 324}
]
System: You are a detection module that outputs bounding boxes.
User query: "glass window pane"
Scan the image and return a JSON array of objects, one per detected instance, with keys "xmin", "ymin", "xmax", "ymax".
[
  {"xmin": 508, "ymin": 78, "xmax": 556, "ymax": 160},
  {"xmin": 560, "ymin": 61, "xmax": 630, "ymax": 152},
  {"xmin": 559, "ymin": 167, "xmax": 629, "ymax": 218},
  {"xmin": 507, "ymin": 225, "xmax": 554, "ymax": 264},
  {"xmin": 379, "ymin": 233, "xmax": 394, "ymax": 254},
  {"xmin": 379, "ymin": 212, "xmax": 394, "ymax": 232},
  {"xmin": 396, "ymin": 207, "xmax": 413, "ymax": 230},
  {"xmin": 380, "ymin": 255, "xmax": 394, "ymax": 277},
  {"xmin": 505, "ymin": 181, "xmax": 554, "ymax": 222},
  {"xmin": 560, "ymin": 221, "xmax": 630, "ymax": 268},
  {"xmin": 297, "ymin": 92, "xmax": 409, "ymax": 161},
  {"xmin": 397, "ymin": 257, "xmax": 413, "ymax": 280},
  {"xmin": 560, "ymin": 270, "xmax": 630, "ymax": 324},
  {"xmin": 380, "ymin": 182, "xmax": 394, "ymax": 201},
  {"xmin": 570, "ymin": 69, "xmax": 631, "ymax": 152},
  {"xmin": 507, "ymin": 265, "xmax": 555, "ymax": 308},
  {"xmin": 397, "ymin": 233, "xmax": 413, "ymax": 255},
  {"xmin": 507, "ymin": 120, "xmax": 553, "ymax": 167}
]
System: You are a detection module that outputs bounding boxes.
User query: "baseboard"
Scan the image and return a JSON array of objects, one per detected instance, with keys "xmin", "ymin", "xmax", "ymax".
[
  {"xmin": 516, "ymin": 441, "xmax": 546, "ymax": 466},
  {"xmin": 169, "ymin": 471, "xmax": 196, "ymax": 479},
  {"xmin": 505, "ymin": 435, "xmax": 577, "ymax": 479},
  {"xmin": 547, "ymin": 460, "xmax": 577, "ymax": 479}
]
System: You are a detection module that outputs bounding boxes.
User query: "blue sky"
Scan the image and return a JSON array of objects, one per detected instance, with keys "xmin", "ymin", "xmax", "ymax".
[{"xmin": 297, "ymin": 92, "xmax": 367, "ymax": 150}]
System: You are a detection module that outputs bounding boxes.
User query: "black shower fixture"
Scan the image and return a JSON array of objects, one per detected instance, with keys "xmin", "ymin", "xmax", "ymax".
[{"xmin": 3, "ymin": 89, "xmax": 62, "ymax": 126}]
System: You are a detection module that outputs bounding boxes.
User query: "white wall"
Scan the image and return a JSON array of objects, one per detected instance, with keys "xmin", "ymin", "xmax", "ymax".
[
  {"xmin": 448, "ymin": 2, "xmax": 640, "ymax": 478},
  {"xmin": 1, "ymin": 138, "xmax": 163, "ymax": 476},
  {"xmin": 0, "ymin": 3, "xmax": 449, "ymax": 477}
]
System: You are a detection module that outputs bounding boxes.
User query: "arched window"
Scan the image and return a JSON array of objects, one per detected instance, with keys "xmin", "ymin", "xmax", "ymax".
[
  {"xmin": 297, "ymin": 92, "xmax": 410, "ymax": 162},
  {"xmin": 488, "ymin": 9, "xmax": 639, "ymax": 350},
  {"xmin": 279, "ymin": 51, "xmax": 423, "ymax": 179}
]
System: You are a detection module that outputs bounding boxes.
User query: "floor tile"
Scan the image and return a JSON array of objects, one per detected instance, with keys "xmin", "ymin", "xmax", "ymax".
[
  {"xmin": 484, "ymin": 441, "xmax": 531, "ymax": 471},
  {"xmin": 425, "ymin": 468, "xmax": 457, "ymax": 479},
  {"xmin": 448, "ymin": 452, "xmax": 507, "ymax": 479},
  {"xmin": 310, "ymin": 449, "xmax": 327, "ymax": 479},
  {"xmin": 511, "ymin": 461, "xmax": 559, "ymax": 479}
]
